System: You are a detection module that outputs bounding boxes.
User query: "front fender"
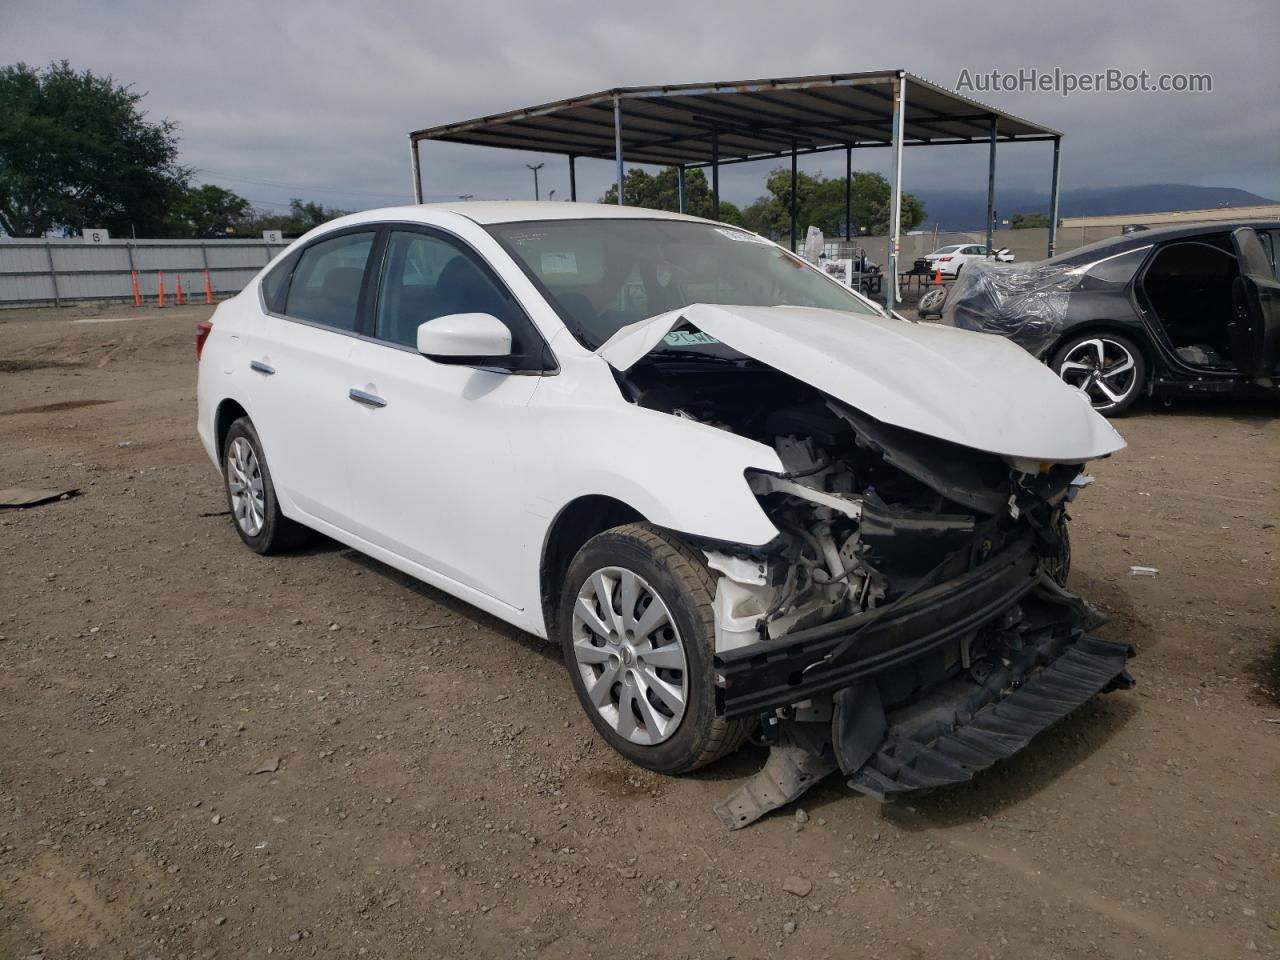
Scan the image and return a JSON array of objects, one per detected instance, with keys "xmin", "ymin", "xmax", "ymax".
[{"xmin": 522, "ymin": 360, "xmax": 783, "ymax": 547}]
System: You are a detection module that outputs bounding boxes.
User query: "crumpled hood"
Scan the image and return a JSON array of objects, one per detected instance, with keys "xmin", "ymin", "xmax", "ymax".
[{"xmin": 597, "ymin": 303, "xmax": 1126, "ymax": 462}]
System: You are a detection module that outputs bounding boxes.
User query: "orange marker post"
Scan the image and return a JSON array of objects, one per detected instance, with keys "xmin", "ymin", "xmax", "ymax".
[
  {"xmin": 932, "ymin": 266, "xmax": 943, "ymax": 285},
  {"xmin": 156, "ymin": 272, "xmax": 165, "ymax": 308},
  {"xmin": 203, "ymin": 270, "xmax": 213, "ymax": 304},
  {"xmin": 131, "ymin": 271, "xmax": 142, "ymax": 307},
  {"xmin": 175, "ymin": 275, "xmax": 184, "ymax": 305}
]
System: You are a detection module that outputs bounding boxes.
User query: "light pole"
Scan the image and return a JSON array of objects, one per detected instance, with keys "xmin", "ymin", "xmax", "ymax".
[{"xmin": 526, "ymin": 163, "xmax": 544, "ymax": 200}]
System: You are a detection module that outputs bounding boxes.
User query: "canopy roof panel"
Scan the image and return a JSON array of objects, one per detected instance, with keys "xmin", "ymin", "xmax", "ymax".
[{"xmin": 411, "ymin": 71, "xmax": 1061, "ymax": 168}]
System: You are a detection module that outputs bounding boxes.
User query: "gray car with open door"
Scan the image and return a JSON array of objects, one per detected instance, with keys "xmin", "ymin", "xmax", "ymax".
[{"xmin": 940, "ymin": 221, "xmax": 1280, "ymax": 414}]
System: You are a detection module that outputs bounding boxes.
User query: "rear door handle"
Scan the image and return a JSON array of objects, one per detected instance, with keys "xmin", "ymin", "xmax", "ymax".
[
  {"xmin": 249, "ymin": 360, "xmax": 275, "ymax": 375},
  {"xmin": 348, "ymin": 388, "xmax": 387, "ymax": 408}
]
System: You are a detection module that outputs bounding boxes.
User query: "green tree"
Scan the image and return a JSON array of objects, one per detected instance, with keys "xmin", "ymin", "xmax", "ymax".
[
  {"xmin": 169, "ymin": 184, "xmax": 251, "ymax": 237},
  {"xmin": 599, "ymin": 167, "xmax": 742, "ymax": 223},
  {"xmin": 739, "ymin": 169, "xmax": 924, "ymax": 241},
  {"xmin": 0, "ymin": 61, "xmax": 189, "ymax": 236},
  {"xmin": 1010, "ymin": 212, "xmax": 1050, "ymax": 229},
  {"xmin": 236, "ymin": 199, "xmax": 352, "ymax": 238}
]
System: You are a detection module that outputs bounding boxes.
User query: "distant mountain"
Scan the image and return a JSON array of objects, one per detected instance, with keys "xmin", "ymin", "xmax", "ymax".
[{"xmin": 914, "ymin": 184, "xmax": 1276, "ymax": 231}]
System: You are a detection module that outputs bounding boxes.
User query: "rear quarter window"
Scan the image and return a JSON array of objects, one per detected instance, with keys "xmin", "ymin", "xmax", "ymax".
[{"xmin": 260, "ymin": 250, "xmax": 299, "ymax": 314}]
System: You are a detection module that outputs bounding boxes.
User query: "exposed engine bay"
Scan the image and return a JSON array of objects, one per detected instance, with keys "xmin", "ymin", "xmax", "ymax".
[{"xmin": 615, "ymin": 349, "xmax": 1134, "ymax": 827}]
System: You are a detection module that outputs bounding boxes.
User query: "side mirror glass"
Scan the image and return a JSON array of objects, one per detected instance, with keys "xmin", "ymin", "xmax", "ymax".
[{"xmin": 416, "ymin": 313, "xmax": 513, "ymax": 363}]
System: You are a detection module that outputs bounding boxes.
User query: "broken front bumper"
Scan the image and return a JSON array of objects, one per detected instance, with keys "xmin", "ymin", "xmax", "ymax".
[
  {"xmin": 848, "ymin": 631, "xmax": 1132, "ymax": 800},
  {"xmin": 714, "ymin": 535, "xmax": 1042, "ymax": 721},
  {"xmin": 713, "ymin": 535, "xmax": 1135, "ymax": 828}
]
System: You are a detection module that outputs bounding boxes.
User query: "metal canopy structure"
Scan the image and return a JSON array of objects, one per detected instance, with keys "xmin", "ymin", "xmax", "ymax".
[{"xmin": 409, "ymin": 71, "xmax": 1064, "ymax": 310}]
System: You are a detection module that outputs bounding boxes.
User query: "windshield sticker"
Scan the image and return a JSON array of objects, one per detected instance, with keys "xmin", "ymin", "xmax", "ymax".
[
  {"xmin": 541, "ymin": 252, "xmax": 578, "ymax": 275},
  {"xmin": 663, "ymin": 330, "xmax": 720, "ymax": 347},
  {"xmin": 714, "ymin": 227, "xmax": 771, "ymax": 245}
]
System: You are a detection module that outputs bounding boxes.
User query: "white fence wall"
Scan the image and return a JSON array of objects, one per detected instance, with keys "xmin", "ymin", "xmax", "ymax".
[{"xmin": 0, "ymin": 238, "xmax": 292, "ymax": 308}]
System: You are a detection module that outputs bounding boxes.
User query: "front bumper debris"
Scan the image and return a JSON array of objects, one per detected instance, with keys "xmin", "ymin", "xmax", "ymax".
[
  {"xmin": 714, "ymin": 536, "xmax": 1039, "ymax": 720},
  {"xmin": 849, "ymin": 633, "xmax": 1132, "ymax": 800},
  {"xmin": 715, "ymin": 572, "xmax": 1134, "ymax": 829}
]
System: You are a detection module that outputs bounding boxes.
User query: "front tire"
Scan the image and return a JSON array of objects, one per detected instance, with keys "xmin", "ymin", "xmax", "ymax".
[
  {"xmin": 1051, "ymin": 332, "xmax": 1146, "ymax": 416},
  {"xmin": 558, "ymin": 523, "xmax": 750, "ymax": 775},
  {"xmin": 222, "ymin": 417, "xmax": 308, "ymax": 554}
]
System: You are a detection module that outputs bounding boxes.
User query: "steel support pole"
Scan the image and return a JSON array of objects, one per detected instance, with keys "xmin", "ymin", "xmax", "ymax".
[
  {"xmin": 569, "ymin": 155, "xmax": 577, "ymax": 202},
  {"xmin": 711, "ymin": 130, "xmax": 720, "ymax": 218},
  {"xmin": 1047, "ymin": 137, "xmax": 1062, "ymax": 257},
  {"xmin": 409, "ymin": 137, "xmax": 423, "ymax": 204},
  {"xmin": 789, "ymin": 141, "xmax": 798, "ymax": 252},
  {"xmin": 886, "ymin": 73, "xmax": 906, "ymax": 313},
  {"xmin": 44, "ymin": 241, "xmax": 60, "ymax": 308},
  {"xmin": 985, "ymin": 117, "xmax": 998, "ymax": 253},
  {"xmin": 844, "ymin": 145, "xmax": 852, "ymax": 242},
  {"xmin": 677, "ymin": 166, "xmax": 687, "ymax": 214},
  {"xmin": 613, "ymin": 98, "xmax": 625, "ymax": 205}
]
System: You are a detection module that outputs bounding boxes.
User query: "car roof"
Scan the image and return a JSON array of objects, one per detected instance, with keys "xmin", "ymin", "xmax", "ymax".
[
  {"xmin": 329, "ymin": 201, "xmax": 715, "ymax": 228},
  {"xmin": 1047, "ymin": 219, "xmax": 1280, "ymax": 265}
]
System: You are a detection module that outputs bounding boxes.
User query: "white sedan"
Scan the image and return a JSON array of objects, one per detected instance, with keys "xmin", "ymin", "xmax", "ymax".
[
  {"xmin": 197, "ymin": 202, "xmax": 1130, "ymax": 823},
  {"xmin": 923, "ymin": 242, "xmax": 1015, "ymax": 278}
]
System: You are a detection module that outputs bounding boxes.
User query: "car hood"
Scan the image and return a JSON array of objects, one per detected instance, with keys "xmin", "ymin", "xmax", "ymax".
[{"xmin": 596, "ymin": 303, "xmax": 1126, "ymax": 462}]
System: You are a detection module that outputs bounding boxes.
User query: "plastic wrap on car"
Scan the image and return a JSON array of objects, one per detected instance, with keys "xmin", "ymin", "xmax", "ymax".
[{"xmin": 941, "ymin": 260, "xmax": 1084, "ymax": 357}]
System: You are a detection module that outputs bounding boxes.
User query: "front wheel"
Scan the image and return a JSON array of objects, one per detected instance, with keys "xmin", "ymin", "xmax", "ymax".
[
  {"xmin": 557, "ymin": 523, "xmax": 750, "ymax": 775},
  {"xmin": 1051, "ymin": 332, "xmax": 1146, "ymax": 415}
]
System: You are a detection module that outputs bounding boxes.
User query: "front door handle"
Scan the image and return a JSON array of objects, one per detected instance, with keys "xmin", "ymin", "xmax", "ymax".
[
  {"xmin": 348, "ymin": 388, "xmax": 387, "ymax": 408},
  {"xmin": 250, "ymin": 360, "xmax": 275, "ymax": 375}
]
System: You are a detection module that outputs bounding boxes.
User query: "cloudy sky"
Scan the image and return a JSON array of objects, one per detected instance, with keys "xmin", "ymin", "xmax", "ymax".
[{"xmin": 3, "ymin": 0, "xmax": 1276, "ymax": 214}]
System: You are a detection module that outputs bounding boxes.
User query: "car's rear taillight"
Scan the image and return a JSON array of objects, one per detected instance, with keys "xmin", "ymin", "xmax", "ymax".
[
  {"xmin": 196, "ymin": 320, "xmax": 213, "ymax": 360},
  {"xmin": 937, "ymin": 256, "xmax": 953, "ymax": 262}
]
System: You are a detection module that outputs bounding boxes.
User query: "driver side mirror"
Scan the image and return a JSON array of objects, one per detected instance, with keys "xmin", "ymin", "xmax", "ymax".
[{"xmin": 417, "ymin": 313, "xmax": 513, "ymax": 364}]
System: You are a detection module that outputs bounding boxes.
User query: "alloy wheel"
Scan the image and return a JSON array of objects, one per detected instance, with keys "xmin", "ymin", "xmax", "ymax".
[
  {"xmin": 227, "ymin": 436, "xmax": 267, "ymax": 537},
  {"xmin": 570, "ymin": 566, "xmax": 688, "ymax": 746},
  {"xmin": 1058, "ymin": 337, "xmax": 1139, "ymax": 410}
]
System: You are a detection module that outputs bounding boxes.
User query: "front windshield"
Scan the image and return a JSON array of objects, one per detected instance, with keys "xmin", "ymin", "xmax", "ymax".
[{"xmin": 486, "ymin": 218, "xmax": 879, "ymax": 349}]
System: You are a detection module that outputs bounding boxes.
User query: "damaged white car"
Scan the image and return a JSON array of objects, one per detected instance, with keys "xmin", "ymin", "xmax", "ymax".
[{"xmin": 196, "ymin": 202, "xmax": 1134, "ymax": 827}]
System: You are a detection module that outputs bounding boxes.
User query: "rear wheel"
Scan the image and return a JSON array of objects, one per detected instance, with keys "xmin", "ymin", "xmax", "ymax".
[
  {"xmin": 558, "ymin": 523, "xmax": 750, "ymax": 775},
  {"xmin": 222, "ymin": 417, "xmax": 308, "ymax": 554},
  {"xmin": 1051, "ymin": 332, "xmax": 1146, "ymax": 415}
]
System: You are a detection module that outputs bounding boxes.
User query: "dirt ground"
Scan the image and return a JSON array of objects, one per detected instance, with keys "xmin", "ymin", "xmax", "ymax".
[{"xmin": 1, "ymin": 301, "xmax": 1277, "ymax": 960}]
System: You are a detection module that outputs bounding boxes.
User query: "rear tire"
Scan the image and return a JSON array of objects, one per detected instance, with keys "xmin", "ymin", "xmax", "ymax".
[
  {"xmin": 1051, "ymin": 332, "xmax": 1146, "ymax": 416},
  {"xmin": 222, "ymin": 417, "xmax": 308, "ymax": 554},
  {"xmin": 557, "ymin": 523, "xmax": 750, "ymax": 775}
]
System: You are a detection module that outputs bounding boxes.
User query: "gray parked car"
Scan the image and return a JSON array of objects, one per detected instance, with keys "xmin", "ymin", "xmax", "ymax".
[{"xmin": 941, "ymin": 222, "xmax": 1280, "ymax": 414}]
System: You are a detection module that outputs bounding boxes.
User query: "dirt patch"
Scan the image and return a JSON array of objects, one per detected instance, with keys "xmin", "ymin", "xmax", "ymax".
[
  {"xmin": 0, "ymin": 358, "xmax": 84, "ymax": 373},
  {"xmin": 1244, "ymin": 642, "xmax": 1280, "ymax": 707},
  {"xmin": 0, "ymin": 303, "xmax": 1276, "ymax": 960},
  {"xmin": 1, "ymin": 398, "xmax": 115, "ymax": 416}
]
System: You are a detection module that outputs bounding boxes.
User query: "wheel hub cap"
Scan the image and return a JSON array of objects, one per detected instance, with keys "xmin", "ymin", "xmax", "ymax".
[
  {"xmin": 570, "ymin": 567, "xmax": 689, "ymax": 746},
  {"xmin": 1058, "ymin": 337, "xmax": 1138, "ymax": 409},
  {"xmin": 227, "ymin": 437, "xmax": 267, "ymax": 537}
]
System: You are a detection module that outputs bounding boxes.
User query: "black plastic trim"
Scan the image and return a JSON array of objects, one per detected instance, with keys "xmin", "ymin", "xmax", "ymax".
[{"xmin": 714, "ymin": 535, "xmax": 1039, "ymax": 719}]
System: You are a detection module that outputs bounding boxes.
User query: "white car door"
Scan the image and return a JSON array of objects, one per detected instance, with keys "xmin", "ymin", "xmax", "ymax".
[
  {"xmin": 341, "ymin": 226, "xmax": 550, "ymax": 608},
  {"xmin": 241, "ymin": 228, "xmax": 376, "ymax": 529}
]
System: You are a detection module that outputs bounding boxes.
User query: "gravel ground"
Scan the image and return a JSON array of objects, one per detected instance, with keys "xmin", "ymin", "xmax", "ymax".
[{"xmin": 1, "ymin": 302, "xmax": 1277, "ymax": 960}]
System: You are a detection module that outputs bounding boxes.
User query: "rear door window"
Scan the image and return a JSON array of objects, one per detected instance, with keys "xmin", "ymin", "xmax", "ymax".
[{"xmin": 283, "ymin": 232, "xmax": 376, "ymax": 332}]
